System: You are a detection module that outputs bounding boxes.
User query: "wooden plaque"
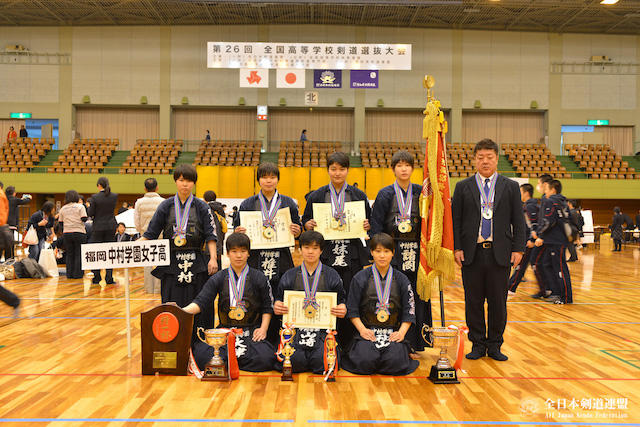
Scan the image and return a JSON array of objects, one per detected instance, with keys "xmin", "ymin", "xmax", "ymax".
[{"xmin": 141, "ymin": 304, "xmax": 194, "ymax": 376}]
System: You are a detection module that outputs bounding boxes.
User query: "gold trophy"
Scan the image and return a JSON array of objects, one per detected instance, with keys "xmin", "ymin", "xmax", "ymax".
[
  {"xmin": 280, "ymin": 325, "xmax": 296, "ymax": 382},
  {"xmin": 422, "ymin": 326, "xmax": 460, "ymax": 384},
  {"xmin": 196, "ymin": 327, "xmax": 230, "ymax": 381}
]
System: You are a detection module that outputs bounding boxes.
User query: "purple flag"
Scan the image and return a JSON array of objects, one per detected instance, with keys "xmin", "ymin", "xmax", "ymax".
[
  {"xmin": 350, "ymin": 70, "xmax": 378, "ymax": 89},
  {"xmin": 314, "ymin": 70, "xmax": 342, "ymax": 88}
]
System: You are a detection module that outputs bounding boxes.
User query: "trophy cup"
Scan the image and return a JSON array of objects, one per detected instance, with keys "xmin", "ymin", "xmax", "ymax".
[
  {"xmin": 196, "ymin": 327, "xmax": 230, "ymax": 381},
  {"xmin": 323, "ymin": 332, "xmax": 338, "ymax": 382},
  {"xmin": 422, "ymin": 326, "xmax": 460, "ymax": 384},
  {"xmin": 280, "ymin": 325, "xmax": 296, "ymax": 382}
]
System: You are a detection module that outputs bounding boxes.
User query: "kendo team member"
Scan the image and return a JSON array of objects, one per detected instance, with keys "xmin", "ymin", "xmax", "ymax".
[
  {"xmin": 342, "ymin": 233, "xmax": 419, "ymax": 376},
  {"xmin": 273, "ymin": 231, "xmax": 347, "ymax": 374},
  {"xmin": 508, "ymin": 183, "xmax": 540, "ymax": 294},
  {"xmin": 370, "ymin": 150, "xmax": 431, "ymax": 352},
  {"xmin": 302, "ymin": 151, "xmax": 371, "ymax": 347},
  {"xmin": 534, "ymin": 179, "xmax": 573, "ymax": 305},
  {"xmin": 530, "ymin": 174, "xmax": 553, "ymax": 299},
  {"xmin": 183, "ymin": 233, "xmax": 276, "ymax": 372},
  {"xmin": 452, "ymin": 139, "xmax": 525, "ymax": 362},
  {"xmin": 142, "ymin": 164, "xmax": 218, "ymax": 315}
]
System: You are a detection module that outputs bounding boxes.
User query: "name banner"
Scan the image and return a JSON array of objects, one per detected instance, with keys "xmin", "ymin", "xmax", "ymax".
[
  {"xmin": 314, "ymin": 70, "xmax": 342, "ymax": 88},
  {"xmin": 350, "ymin": 70, "xmax": 379, "ymax": 89},
  {"xmin": 208, "ymin": 42, "xmax": 411, "ymax": 70},
  {"xmin": 81, "ymin": 239, "xmax": 171, "ymax": 270}
]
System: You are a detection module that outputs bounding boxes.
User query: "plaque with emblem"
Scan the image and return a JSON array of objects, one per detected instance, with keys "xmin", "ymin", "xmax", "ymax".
[{"xmin": 141, "ymin": 304, "xmax": 194, "ymax": 375}]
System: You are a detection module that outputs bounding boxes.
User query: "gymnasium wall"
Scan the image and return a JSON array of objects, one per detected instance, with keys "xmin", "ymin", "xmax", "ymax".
[{"xmin": 1, "ymin": 25, "xmax": 639, "ymax": 154}]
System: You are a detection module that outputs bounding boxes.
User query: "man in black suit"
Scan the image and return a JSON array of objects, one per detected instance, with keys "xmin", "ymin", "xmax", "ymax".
[
  {"xmin": 452, "ymin": 139, "xmax": 526, "ymax": 361},
  {"xmin": 87, "ymin": 177, "xmax": 118, "ymax": 284},
  {"xmin": 115, "ymin": 222, "xmax": 132, "ymax": 242}
]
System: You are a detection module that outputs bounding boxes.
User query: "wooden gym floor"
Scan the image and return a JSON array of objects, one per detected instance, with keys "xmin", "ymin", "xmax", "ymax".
[{"xmin": 0, "ymin": 244, "xmax": 639, "ymax": 427}]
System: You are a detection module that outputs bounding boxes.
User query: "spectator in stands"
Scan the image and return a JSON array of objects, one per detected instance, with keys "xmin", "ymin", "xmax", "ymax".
[
  {"xmin": 19, "ymin": 125, "xmax": 27, "ymax": 138},
  {"xmin": 610, "ymin": 207, "xmax": 624, "ymax": 252},
  {"xmin": 203, "ymin": 190, "xmax": 226, "ymax": 269},
  {"xmin": 5, "ymin": 187, "xmax": 31, "ymax": 259},
  {"xmin": 300, "ymin": 129, "xmax": 308, "ymax": 143},
  {"xmin": 7, "ymin": 127, "xmax": 17, "ymax": 140},
  {"xmin": 231, "ymin": 206, "xmax": 240, "ymax": 229},
  {"xmin": 205, "ymin": 130, "xmax": 211, "ymax": 142},
  {"xmin": 134, "ymin": 177, "xmax": 164, "ymax": 294},
  {"xmin": 87, "ymin": 177, "xmax": 118, "ymax": 285},
  {"xmin": 58, "ymin": 190, "xmax": 87, "ymax": 279},
  {"xmin": 27, "ymin": 201, "xmax": 55, "ymax": 261},
  {"xmin": 118, "ymin": 202, "xmax": 129, "ymax": 215},
  {"xmin": 115, "ymin": 222, "xmax": 131, "ymax": 242}
]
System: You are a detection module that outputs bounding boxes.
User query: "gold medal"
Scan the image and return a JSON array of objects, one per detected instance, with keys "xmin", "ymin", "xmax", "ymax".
[
  {"xmin": 376, "ymin": 310, "xmax": 389, "ymax": 323},
  {"xmin": 174, "ymin": 235, "xmax": 186, "ymax": 247},
  {"xmin": 229, "ymin": 307, "xmax": 238, "ymax": 320},
  {"xmin": 398, "ymin": 220, "xmax": 412, "ymax": 234},
  {"xmin": 304, "ymin": 305, "xmax": 317, "ymax": 318},
  {"xmin": 263, "ymin": 227, "xmax": 275, "ymax": 239},
  {"xmin": 330, "ymin": 218, "xmax": 341, "ymax": 230}
]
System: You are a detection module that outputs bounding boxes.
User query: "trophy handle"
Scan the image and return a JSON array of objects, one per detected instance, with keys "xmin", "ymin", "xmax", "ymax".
[
  {"xmin": 421, "ymin": 325, "xmax": 433, "ymax": 346},
  {"xmin": 197, "ymin": 327, "xmax": 206, "ymax": 344}
]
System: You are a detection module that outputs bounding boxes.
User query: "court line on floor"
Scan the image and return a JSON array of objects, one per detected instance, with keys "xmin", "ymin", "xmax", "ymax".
[
  {"xmin": 0, "ymin": 418, "xmax": 294, "ymax": 423},
  {"xmin": 600, "ymin": 350, "xmax": 640, "ymax": 370},
  {"xmin": 306, "ymin": 421, "xmax": 640, "ymax": 426}
]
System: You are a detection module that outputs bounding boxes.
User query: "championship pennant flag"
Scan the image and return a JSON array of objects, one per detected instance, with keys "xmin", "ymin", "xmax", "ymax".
[
  {"xmin": 276, "ymin": 69, "xmax": 305, "ymax": 88},
  {"xmin": 240, "ymin": 68, "xmax": 269, "ymax": 88},
  {"xmin": 417, "ymin": 81, "xmax": 455, "ymax": 301}
]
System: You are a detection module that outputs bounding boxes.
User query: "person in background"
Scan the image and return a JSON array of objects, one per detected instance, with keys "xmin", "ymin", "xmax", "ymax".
[
  {"xmin": 115, "ymin": 222, "xmax": 132, "ymax": 242},
  {"xmin": 0, "ymin": 186, "xmax": 20, "ymax": 317},
  {"xmin": 300, "ymin": 129, "xmax": 308, "ymax": 143},
  {"xmin": 203, "ymin": 190, "xmax": 227, "ymax": 269},
  {"xmin": 57, "ymin": 190, "xmax": 87, "ymax": 279},
  {"xmin": 508, "ymin": 183, "xmax": 539, "ymax": 296},
  {"xmin": 610, "ymin": 207, "xmax": 625, "ymax": 252},
  {"xmin": 4, "ymin": 187, "xmax": 30, "ymax": 260},
  {"xmin": 134, "ymin": 177, "xmax": 164, "ymax": 294},
  {"xmin": 7, "ymin": 126, "xmax": 17, "ymax": 140},
  {"xmin": 205, "ymin": 130, "xmax": 211, "ymax": 142},
  {"xmin": 27, "ymin": 201, "xmax": 55, "ymax": 261},
  {"xmin": 231, "ymin": 206, "xmax": 240, "ymax": 229},
  {"xmin": 635, "ymin": 209, "xmax": 640, "ymax": 230},
  {"xmin": 87, "ymin": 177, "xmax": 118, "ymax": 285},
  {"xmin": 117, "ymin": 202, "xmax": 129, "ymax": 215},
  {"xmin": 566, "ymin": 200, "xmax": 583, "ymax": 262},
  {"xmin": 19, "ymin": 125, "xmax": 27, "ymax": 138}
]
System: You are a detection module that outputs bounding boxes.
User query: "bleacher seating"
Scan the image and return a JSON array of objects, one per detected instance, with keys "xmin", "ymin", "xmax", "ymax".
[
  {"xmin": 48, "ymin": 138, "xmax": 118, "ymax": 173},
  {"xmin": 446, "ymin": 142, "xmax": 475, "ymax": 178},
  {"xmin": 195, "ymin": 140, "xmax": 261, "ymax": 167},
  {"xmin": 0, "ymin": 138, "xmax": 54, "ymax": 172},
  {"xmin": 565, "ymin": 144, "xmax": 637, "ymax": 179},
  {"xmin": 279, "ymin": 141, "xmax": 344, "ymax": 167},
  {"xmin": 503, "ymin": 143, "xmax": 571, "ymax": 178},
  {"xmin": 359, "ymin": 142, "xmax": 424, "ymax": 168},
  {"xmin": 120, "ymin": 139, "xmax": 182, "ymax": 174}
]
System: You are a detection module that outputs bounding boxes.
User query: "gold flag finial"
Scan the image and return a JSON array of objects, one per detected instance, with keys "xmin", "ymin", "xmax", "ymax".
[{"xmin": 423, "ymin": 75, "xmax": 435, "ymax": 101}]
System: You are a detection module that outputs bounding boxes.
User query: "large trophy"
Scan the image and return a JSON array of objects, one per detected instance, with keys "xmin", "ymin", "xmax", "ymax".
[
  {"xmin": 422, "ymin": 326, "xmax": 460, "ymax": 384},
  {"xmin": 279, "ymin": 324, "xmax": 296, "ymax": 382},
  {"xmin": 196, "ymin": 327, "xmax": 230, "ymax": 381},
  {"xmin": 323, "ymin": 331, "xmax": 338, "ymax": 382}
]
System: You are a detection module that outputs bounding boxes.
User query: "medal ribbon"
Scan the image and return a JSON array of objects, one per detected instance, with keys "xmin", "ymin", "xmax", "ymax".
[
  {"xmin": 173, "ymin": 194, "xmax": 194, "ymax": 238},
  {"xmin": 301, "ymin": 262, "xmax": 322, "ymax": 311},
  {"xmin": 329, "ymin": 183, "xmax": 347, "ymax": 226},
  {"xmin": 393, "ymin": 181, "xmax": 413, "ymax": 221},
  {"xmin": 475, "ymin": 173, "xmax": 497, "ymax": 214},
  {"xmin": 258, "ymin": 190, "xmax": 281, "ymax": 228},
  {"xmin": 372, "ymin": 265, "xmax": 393, "ymax": 315},
  {"xmin": 229, "ymin": 265, "xmax": 250, "ymax": 312}
]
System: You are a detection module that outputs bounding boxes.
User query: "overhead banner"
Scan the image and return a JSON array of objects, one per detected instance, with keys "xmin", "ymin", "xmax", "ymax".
[
  {"xmin": 208, "ymin": 42, "xmax": 411, "ymax": 70},
  {"xmin": 350, "ymin": 70, "xmax": 379, "ymax": 89},
  {"xmin": 277, "ymin": 69, "xmax": 306, "ymax": 88},
  {"xmin": 314, "ymin": 70, "xmax": 342, "ymax": 89},
  {"xmin": 240, "ymin": 68, "xmax": 269, "ymax": 88}
]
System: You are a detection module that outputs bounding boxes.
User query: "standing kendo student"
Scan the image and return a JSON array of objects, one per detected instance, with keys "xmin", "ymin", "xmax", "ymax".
[
  {"xmin": 370, "ymin": 150, "xmax": 431, "ymax": 353},
  {"xmin": 508, "ymin": 183, "xmax": 541, "ymax": 295},
  {"xmin": 273, "ymin": 231, "xmax": 347, "ymax": 374},
  {"xmin": 530, "ymin": 174, "xmax": 553, "ymax": 299},
  {"xmin": 142, "ymin": 164, "xmax": 218, "ymax": 323},
  {"xmin": 342, "ymin": 233, "xmax": 418, "ymax": 375},
  {"xmin": 183, "ymin": 233, "xmax": 276, "ymax": 372},
  {"xmin": 301, "ymin": 151, "xmax": 371, "ymax": 347},
  {"xmin": 534, "ymin": 179, "xmax": 573, "ymax": 305}
]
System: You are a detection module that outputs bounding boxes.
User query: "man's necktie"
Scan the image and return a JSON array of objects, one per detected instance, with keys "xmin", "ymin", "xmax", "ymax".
[{"xmin": 481, "ymin": 178, "xmax": 492, "ymax": 239}]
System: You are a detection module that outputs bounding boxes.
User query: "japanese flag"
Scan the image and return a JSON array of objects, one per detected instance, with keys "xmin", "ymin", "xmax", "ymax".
[
  {"xmin": 276, "ymin": 69, "xmax": 306, "ymax": 88},
  {"xmin": 240, "ymin": 68, "xmax": 269, "ymax": 88}
]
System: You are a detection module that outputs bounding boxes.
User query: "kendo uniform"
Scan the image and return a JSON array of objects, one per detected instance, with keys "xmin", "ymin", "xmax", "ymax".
[
  {"xmin": 143, "ymin": 196, "xmax": 216, "ymax": 311},
  {"xmin": 301, "ymin": 184, "xmax": 371, "ymax": 348},
  {"xmin": 370, "ymin": 183, "xmax": 431, "ymax": 351},
  {"xmin": 191, "ymin": 267, "xmax": 276, "ymax": 372},
  {"xmin": 536, "ymin": 194, "xmax": 573, "ymax": 304},
  {"xmin": 509, "ymin": 198, "xmax": 542, "ymax": 293},
  {"xmin": 274, "ymin": 264, "xmax": 345, "ymax": 374},
  {"xmin": 530, "ymin": 194, "xmax": 552, "ymax": 297},
  {"xmin": 341, "ymin": 267, "xmax": 419, "ymax": 376}
]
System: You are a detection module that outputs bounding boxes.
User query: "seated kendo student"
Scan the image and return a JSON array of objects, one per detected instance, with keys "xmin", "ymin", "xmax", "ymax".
[
  {"xmin": 342, "ymin": 233, "xmax": 419, "ymax": 376},
  {"xmin": 273, "ymin": 230, "xmax": 347, "ymax": 374},
  {"xmin": 183, "ymin": 233, "xmax": 276, "ymax": 372}
]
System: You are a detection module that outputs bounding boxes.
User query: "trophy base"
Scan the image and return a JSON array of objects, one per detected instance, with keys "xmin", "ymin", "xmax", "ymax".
[
  {"xmin": 281, "ymin": 365, "xmax": 293, "ymax": 382},
  {"xmin": 201, "ymin": 363, "xmax": 229, "ymax": 381},
  {"xmin": 428, "ymin": 365, "xmax": 459, "ymax": 384},
  {"xmin": 325, "ymin": 376, "xmax": 336, "ymax": 383}
]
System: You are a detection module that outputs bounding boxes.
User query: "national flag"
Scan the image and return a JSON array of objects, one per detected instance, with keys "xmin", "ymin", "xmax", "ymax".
[
  {"xmin": 239, "ymin": 68, "xmax": 269, "ymax": 88},
  {"xmin": 276, "ymin": 69, "xmax": 306, "ymax": 88}
]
